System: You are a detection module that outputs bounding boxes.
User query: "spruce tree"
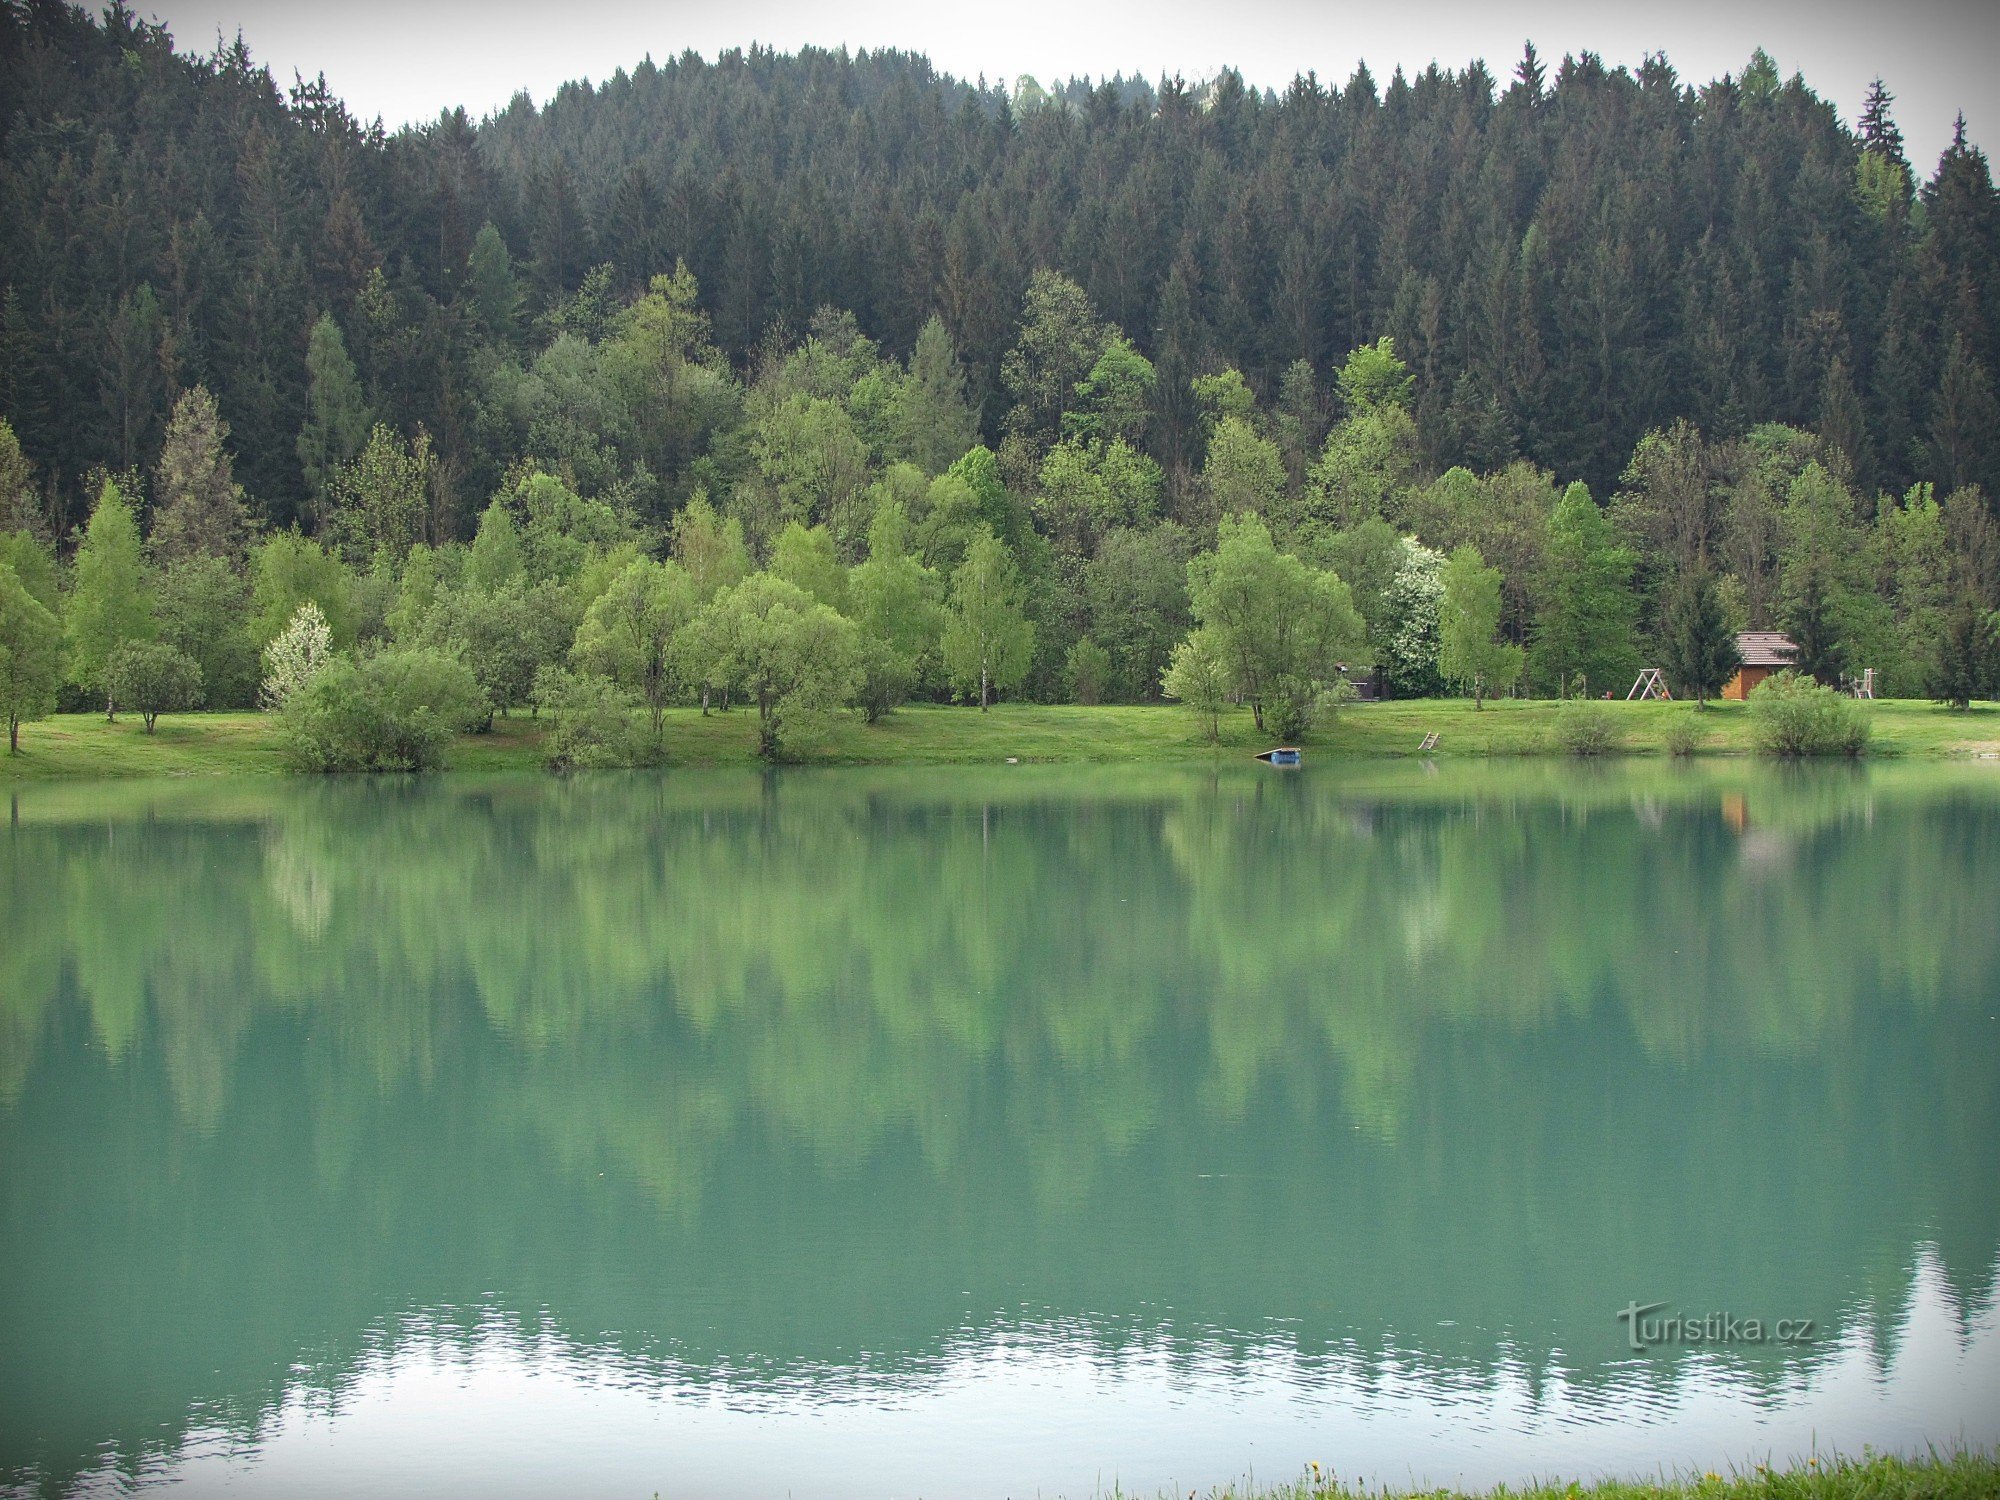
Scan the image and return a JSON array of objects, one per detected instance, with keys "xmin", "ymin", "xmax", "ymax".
[
  {"xmin": 153, "ymin": 385, "xmax": 252, "ymax": 562},
  {"xmin": 1658, "ymin": 567, "xmax": 1742, "ymax": 707}
]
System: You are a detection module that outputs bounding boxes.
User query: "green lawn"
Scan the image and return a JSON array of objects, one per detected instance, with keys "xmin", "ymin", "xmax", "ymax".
[
  {"xmin": 1198, "ymin": 1451, "xmax": 1995, "ymax": 1500},
  {"xmin": 5, "ymin": 697, "xmax": 1999, "ymax": 779}
]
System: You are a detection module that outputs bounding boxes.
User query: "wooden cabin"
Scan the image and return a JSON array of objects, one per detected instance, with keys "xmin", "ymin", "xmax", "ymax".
[{"xmin": 1722, "ymin": 632, "xmax": 1799, "ymax": 700}]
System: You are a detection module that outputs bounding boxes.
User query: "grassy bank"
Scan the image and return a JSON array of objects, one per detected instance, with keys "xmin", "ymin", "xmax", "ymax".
[
  {"xmin": 1191, "ymin": 1451, "xmax": 1996, "ymax": 1500},
  {"xmin": 4, "ymin": 698, "xmax": 1999, "ymax": 780}
]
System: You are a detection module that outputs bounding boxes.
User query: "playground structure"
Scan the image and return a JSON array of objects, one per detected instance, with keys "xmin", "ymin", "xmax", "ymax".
[
  {"xmin": 1626, "ymin": 668, "xmax": 1672, "ymax": 701},
  {"xmin": 1850, "ymin": 668, "xmax": 1876, "ymax": 699}
]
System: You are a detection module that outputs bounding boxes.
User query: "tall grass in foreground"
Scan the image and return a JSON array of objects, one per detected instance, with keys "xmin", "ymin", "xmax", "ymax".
[{"xmin": 1172, "ymin": 1449, "xmax": 1996, "ymax": 1500}]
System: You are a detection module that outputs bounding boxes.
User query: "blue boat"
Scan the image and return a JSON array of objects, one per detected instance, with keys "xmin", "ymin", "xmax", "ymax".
[{"xmin": 1256, "ymin": 747, "xmax": 1302, "ymax": 766}]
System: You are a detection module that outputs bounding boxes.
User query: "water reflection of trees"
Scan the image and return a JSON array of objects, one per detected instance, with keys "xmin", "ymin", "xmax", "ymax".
[{"xmin": 2, "ymin": 766, "xmax": 1996, "ymax": 1493}]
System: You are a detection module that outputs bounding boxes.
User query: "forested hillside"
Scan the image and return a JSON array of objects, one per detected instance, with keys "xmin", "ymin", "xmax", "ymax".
[{"xmin": 0, "ymin": 2, "xmax": 1996, "ymax": 752}]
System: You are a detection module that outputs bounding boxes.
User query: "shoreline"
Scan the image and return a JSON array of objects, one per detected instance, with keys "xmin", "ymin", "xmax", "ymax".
[
  {"xmin": 4, "ymin": 699, "xmax": 1998, "ymax": 781},
  {"xmin": 1198, "ymin": 1451, "xmax": 1997, "ymax": 1500}
]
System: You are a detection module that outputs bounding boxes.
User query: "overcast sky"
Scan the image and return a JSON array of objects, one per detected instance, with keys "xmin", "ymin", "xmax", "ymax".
[{"xmin": 147, "ymin": 0, "xmax": 1993, "ymax": 170}]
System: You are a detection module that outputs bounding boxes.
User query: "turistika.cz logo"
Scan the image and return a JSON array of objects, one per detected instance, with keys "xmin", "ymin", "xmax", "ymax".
[{"xmin": 1616, "ymin": 1301, "xmax": 1816, "ymax": 1352}]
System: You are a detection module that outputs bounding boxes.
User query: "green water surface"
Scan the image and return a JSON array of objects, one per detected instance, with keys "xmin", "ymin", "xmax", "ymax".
[{"xmin": 2, "ymin": 761, "xmax": 1996, "ymax": 1497}]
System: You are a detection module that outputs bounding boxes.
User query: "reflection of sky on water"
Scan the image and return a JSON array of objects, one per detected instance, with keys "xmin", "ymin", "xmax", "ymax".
[{"xmin": 71, "ymin": 1246, "xmax": 1996, "ymax": 1499}]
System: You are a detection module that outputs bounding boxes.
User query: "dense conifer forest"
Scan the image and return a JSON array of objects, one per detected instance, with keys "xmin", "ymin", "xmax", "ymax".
[{"xmin": 1, "ymin": 2, "xmax": 1996, "ymax": 761}]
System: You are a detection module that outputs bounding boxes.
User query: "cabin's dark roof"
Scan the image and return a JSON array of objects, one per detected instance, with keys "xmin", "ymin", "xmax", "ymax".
[{"xmin": 1736, "ymin": 632, "xmax": 1799, "ymax": 667}]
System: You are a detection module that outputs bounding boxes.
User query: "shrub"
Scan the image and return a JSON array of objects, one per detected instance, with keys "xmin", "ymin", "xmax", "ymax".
[
  {"xmin": 534, "ymin": 666, "xmax": 647, "ymax": 770},
  {"xmin": 107, "ymin": 640, "xmax": 204, "ymax": 732},
  {"xmin": 1554, "ymin": 700, "xmax": 1620, "ymax": 756},
  {"xmin": 1749, "ymin": 670, "xmax": 1870, "ymax": 756},
  {"xmin": 282, "ymin": 647, "xmax": 487, "ymax": 772},
  {"xmin": 1663, "ymin": 714, "xmax": 1705, "ymax": 758},
  {"xmin": 1065, "ymin": 635, "xmax": 1112, "ymax": 705}
]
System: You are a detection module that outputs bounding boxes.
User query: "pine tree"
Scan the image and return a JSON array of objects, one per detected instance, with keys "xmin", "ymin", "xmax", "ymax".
[
  {"xmin": 1924, "ymin": 335, "xmax": 1999, "ymax": 498},
  {"xmin": 153, "ymin": 385, "xmax": 253, "ymax": 562},
  {"xmin": 1658, "ymin": 567, "xmax": 1742, "ymax": 707},
  {"xmin": 1858, "ymin": 79, "xmax": 1906, "ymax": 167}
]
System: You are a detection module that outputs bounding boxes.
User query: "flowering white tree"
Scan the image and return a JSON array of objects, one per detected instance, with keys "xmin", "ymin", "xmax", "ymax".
[
  {"xmin": 261, "ymin": 601, "xmax": 334, "ymax": 709},
  {"xmin": 1383, "ymin": 538, "xmax": 1445, "ymax": 697}
]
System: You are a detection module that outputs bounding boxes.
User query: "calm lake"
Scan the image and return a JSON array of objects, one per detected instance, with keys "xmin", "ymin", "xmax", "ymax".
[{"xmin": 2, "ymin": 761, "xmax": 1997, "ymax": 1498}]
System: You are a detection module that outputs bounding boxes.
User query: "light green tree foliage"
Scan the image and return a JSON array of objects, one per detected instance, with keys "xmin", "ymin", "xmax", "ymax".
[
  {"xmin": 1192, "ymin": 368, "xmax": 1257, "ymax": 427},
  {"xmin": 941, "ymin": 527, "xmax": 1035, "ymax": 710},
  {"xmin": 696, "ymin": 573, "xmax": 859, "ymax": 757},
  {"xmin": 1336, "ymin": 336, "xmax": 1416, "ymax": 416},
  {"xmin": 1064, "ymin": 334, "xmax": 1155, "ymax": 446},
  {"xmin": 0, "ymin": 559, "xmax": 63, "ymax": 752},
  {"xmin": 250, "ymin": 532, "xmax": 358, "ymax": 649},
  {"xmin": 1531, "ymin": 483, "xmax": 1639, "ymax": 696},
  {"xmin": 1437, "ymin": 544, "xmax": 1523, "ymax": 707},
  {"xmin": 532, "ymin": 665, "xmax": 642, "ymax": 769},
  {"xmin": 745, "ymin": 393, "xmax": 871, "ymax": 547},
  {"xmin": 770, "ymin": 522, "xmax": 849, "ymax": 613},
  {"xmin": 466, "ymin": 500, "xmax": 526, "ymax": 593},
  {"xmin": 152, "ymin": 385, "xmax": 252, "ymax": 563},
  {"xmin": 1160, "ymin": 627, "xmax": 1231, "ymax": 740},
  {"xmin": 1305, "ymin": 402, "xmax": 1420, "ymax": 530},
  {"xmin": 1299, "ymin": 338, "xmax": 1421, "ymax": 532},
  {"xmin": 387, "ymin": 543, "xmax": 463, "ymax": 642},
  {"xmin": 1185, "ymin": 512, "xmax": 1369, "ymax": 736},
  {"xmin": 1406, "ymin": 464, "xmax": 1481, "ymax": 549},
  {"xmin": 281, "ymin": 648, "xmax": 488, "ymax": 772},
  {"xmin": 1000, "ymin": 270, "xmax": 1108, "ymax": 455},
  {"xmin": 1748, "ymin": 670, "xmax": 1870, "ymax": 756},
  {"xmin": 847, "ymin": 502, "xmax": 943, "ymax": 720},
  {"xmin": 1201, "ymin": 416, "xmax": 1286, "ymax": 523},
  {"xmin": 510, "ymin": 333, "xmax": 626, "ymax": 498},
  {"xmin": 297, "ymin": 314, "xmax": 370, "ymax": 510},
  {"xmin": 572, "ymin": 557, "xmax": 697, "ymax": 740},
  {"xmin": 1321, "ymin": 518, "xmax": 1409, "ymax": 655},
  {"xmin": 510, "ymin": 470, "xmax": 626, "ymax": 584},
  {"xmin": 891, "ymin": 316, "xmax": 980, "ymax": 474},
  {"xmin": 0, "ymin": 529, "xmax": 59, "ymax": 611},
  {"xmin": 1450, "ymin": 461, "xmax": 1557, "ymax": 643},
  {"xmin": 0, "ymin": 419, "xmax": 40, "ymax": 536},
  {"xmin": 1065, "ymin": 635, "xmax": 1111, "ymax": 704},
  {"xmin": 260, "ymin": 602, "xmax": 335, "ymax": 708},
  {"xmin": 938, "ymin": 445, "xmax": 1020, "ymax": 549},
  {"xmin": 155, "ymin": 556, "xmax": 257, "ymax": 708},
  {"xmin": 329, "ymin": 424, "xmax": 433, "ymax": 563},
  {"xmin": 468, "ymin": 222, "xmax": 522, "ymax": 342},
  {"xmin": 670, "ymin": 491, "xmax": 751, "ymax": 603},
  {"xmin": 1873, "ymin": 484, "xmax": 1951, "ymax": 681},
  {"xmin": 1085, "ymin": 522, "xmax": 1192, "ymax": 702},
  {"xmin": 66, "ymin": 480, "xmax": 154, "ymax": 713},
  {"xmin": 107, "ymin": 640, "xmax": 202, "ymax": 731},
  {"xmin": 417, "ymin": 582, "xmax": 568, "ymax": 726},
  {"xmin": 603, "ymin": 263, "xmax": 738, "ymax": 486},
  {"xmin": 1034, "ymin": 438, "xmax": 1162, "ymax": 550}
]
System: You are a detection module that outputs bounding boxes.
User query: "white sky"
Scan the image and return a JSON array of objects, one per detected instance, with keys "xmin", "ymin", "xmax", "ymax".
[{"xmin": 147, "ymin": 0, "xmax": 1994, "ymax": 170}]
